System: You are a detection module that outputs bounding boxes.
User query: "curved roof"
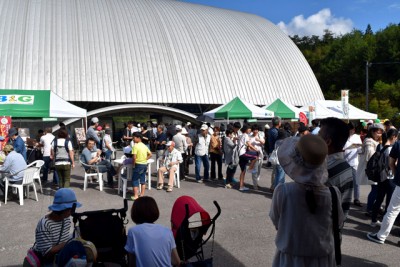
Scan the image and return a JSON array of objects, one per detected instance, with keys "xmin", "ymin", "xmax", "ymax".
[{"xmin": 0, "ymin": 0, "xmax": 324, "ymax": 107}]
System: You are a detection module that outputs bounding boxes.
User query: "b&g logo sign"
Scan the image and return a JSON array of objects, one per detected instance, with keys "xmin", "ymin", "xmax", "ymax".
[{"xmin": 0, "ymin": 95, "xmax": 34, "ymax": 105}]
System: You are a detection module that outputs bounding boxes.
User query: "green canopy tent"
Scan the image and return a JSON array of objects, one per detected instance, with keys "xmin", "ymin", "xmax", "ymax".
[
  {"xmin": 0, "ymin": 89, "xmax": 86, "ymax": 118},
  {"xmin": 203, "ymin": 96, "xmax": 274, "ymax": 120},
  {"xmin": 263, "ymin": 98, "xmax": 303, "ymax": 119}
]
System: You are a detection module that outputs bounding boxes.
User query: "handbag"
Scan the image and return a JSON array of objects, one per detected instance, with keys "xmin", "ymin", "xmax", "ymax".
[
  {"xmin": 187, "ymin": 156, "xmax": 194, "ymax": 165},
  {"xmin": 268, "ymin": 146, "xmax": 279, "ymax": 165},
  {"xmin": 329, "ymin": 187, "xmax": 342, "ymax": 266},
  {"xmin": 23, "ymin": 249, "xmax": 42, "ymax": 267}
]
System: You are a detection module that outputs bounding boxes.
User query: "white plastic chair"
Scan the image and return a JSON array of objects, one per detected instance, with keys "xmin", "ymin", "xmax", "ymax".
[
  {"xmin": 156, "ymin": 158, "xmax": 180, "ymax": 188},
  {"xmin": 80, "ymin": 160, "xmax": 104, "ymax": 191},
  {"xmin": 117, "ymin": 158, "xmax": 154, "ymax": 197},
  {"xmin": 26, "ymin": 160, "xmax": 45, "ymax": 193},
  {"xmin": 4, "ymin": 167, "xmax": 39, "ymax": 205}
]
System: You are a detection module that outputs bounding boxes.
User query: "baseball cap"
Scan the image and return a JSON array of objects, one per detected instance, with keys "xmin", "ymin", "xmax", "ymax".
[
  {"xmin": 123, "ymin": 146, "xmax": 132, "ymax": 154},
  {"xmin": 176, "ymin": 125, "xmax": 182, "ymax": 130},
  {"xmin": 200, "ymin": 124, "xmax": 208, "ymax": 130},
  {"xmin": 91, "ymin": 117, "xmax": 99, "ymax": 123},
  {"xmin": 166, "ymin": 141, "xmax": 175, "ymax": 146},
  {"xmin": 8, "ymin": 127, "xmax": 18, "ymax": 137}
]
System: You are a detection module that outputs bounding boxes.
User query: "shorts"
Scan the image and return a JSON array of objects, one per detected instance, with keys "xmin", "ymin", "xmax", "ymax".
[{"xmin": 132, "ymin": 164, "xmax": 147, "ymax": 187}]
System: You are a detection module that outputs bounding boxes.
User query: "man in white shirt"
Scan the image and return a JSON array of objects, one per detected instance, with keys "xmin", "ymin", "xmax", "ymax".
[
  {"xmin": 157, "ymin": 141, "xmax": 183, "ymax": 192},
  {"xmin": 172, "ymin": 125, "xmax": 187, "ymax": 180},
  {"xmin": 194, "ymin": 124, "xmax": 211, "ymax": 183},
  {"xmin": 39, "ymin": 127, "xmax": 55, "ymax": 183}
]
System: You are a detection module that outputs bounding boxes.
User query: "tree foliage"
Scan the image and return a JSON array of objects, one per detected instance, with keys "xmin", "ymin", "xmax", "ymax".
[{"xmin": 291, "ymin": 24, "xmax": 400, "ymax": 120}]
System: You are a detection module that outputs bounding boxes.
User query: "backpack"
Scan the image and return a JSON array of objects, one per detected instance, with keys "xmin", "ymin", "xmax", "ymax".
[
  {"xmin": 53, "ymin": 138, "xmax": 71, "ymax": 162},
  {"xmin": 365, "ymin": 145, "xmax": 389, "ymax": 183}
]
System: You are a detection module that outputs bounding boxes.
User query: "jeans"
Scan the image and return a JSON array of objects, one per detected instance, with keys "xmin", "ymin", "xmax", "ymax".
[
  {"xmin": 273, "ymin": 164, "xmax": 285, "ymax": 189},
  {"xmin": 97, "ymin": 160, "xmax": 117, "ymax": 185},
  {"xmin": 210, "ymin": 153, "xmax": 223, "ymax": 179},
  {"xmin": 132, "ymin": 164, "xmax": 147, "ymax": 187},
  {"xmin": 251, "ymin": 158, "xmax": 262, "ymax": 186},
  {"xmin": 377, "ymin": 185, "xmax": 400, "ymax": 241},
  {"xmin": 371, "ymin": 179, "xmax": 396, "ymax": 222},
  {"xmin": 42, "ymin": 156, "xmax": 51, "ymax": 182},
  {"xmin": 351, "ymin": 167, "xmax": 360, "ymax": 200},
  {"xmin": 195, "ymin": 154, "xmax": 209, "ymax": 181},
  {"xmin": 226, "ymin": 164, "xmax": 237, "ymax": 184},
  {"xmin": 104, "ymin": 150, "xmax": 113, "ymax": 161},
  {"xmin": 367, "ymin": 184, "xmax": 378, "ymax": 212},
  {"xmin": 55, "ymin": 164, "xmax": 71, "ymax": 188}
]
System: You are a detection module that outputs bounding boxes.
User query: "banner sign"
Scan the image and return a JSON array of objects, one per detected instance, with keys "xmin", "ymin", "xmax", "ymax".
[
  {"xmin": 341, "ymin": 90, "xmax": 349, "ymax": 118},
  {"xmin": 299, "ymin": 112, "xmax": 308, "ymax": 125},
  {"xmin": 0, "ymin": 116, "xmax": 12, "ymax": 150},
  {"xmin": 0, "ymin": 95, "xmax": 35, "ymax": 105}
]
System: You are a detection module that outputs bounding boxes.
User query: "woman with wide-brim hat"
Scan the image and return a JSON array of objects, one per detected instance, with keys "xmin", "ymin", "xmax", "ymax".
[
  {"xmin": 28, "ymin": 188, "xmax": 82, "ymax": 266},
  {"xmin": 269, "ymin": 135, "xmax": 344, "ymax": 267}
]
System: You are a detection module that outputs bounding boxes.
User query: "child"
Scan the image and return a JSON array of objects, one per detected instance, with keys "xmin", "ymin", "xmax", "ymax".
[{"xmin": 125, "ymin": 196, "xmax": 180, "ymax": 267}]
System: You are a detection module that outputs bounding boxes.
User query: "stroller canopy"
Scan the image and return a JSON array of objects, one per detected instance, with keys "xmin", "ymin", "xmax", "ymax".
[{"xmin": 171, "ymin": 196, "xmax": 211, "ymax": 238}]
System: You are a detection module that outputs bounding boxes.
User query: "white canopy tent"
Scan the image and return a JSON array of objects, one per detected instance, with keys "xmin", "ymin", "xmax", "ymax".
[{"xmin": 300, "ymin": 100, "xmax": 377, "ymax": 120}]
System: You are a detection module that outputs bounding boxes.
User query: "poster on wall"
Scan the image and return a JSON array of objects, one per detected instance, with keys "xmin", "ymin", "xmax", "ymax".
[{"xmin": 0, "ymin": 116, "xmax": 12, "ymax": 151}]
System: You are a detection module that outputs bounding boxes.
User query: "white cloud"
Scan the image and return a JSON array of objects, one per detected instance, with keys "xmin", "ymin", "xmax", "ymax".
[{"xmin": 277, "ymin": 8, "xmax": 353, "ymax": 37}]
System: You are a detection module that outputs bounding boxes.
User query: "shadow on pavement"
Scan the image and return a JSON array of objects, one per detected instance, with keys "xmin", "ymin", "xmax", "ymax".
[{"xmin": 342, "ymin": 254, "xmax": 388, "ymax": 267}]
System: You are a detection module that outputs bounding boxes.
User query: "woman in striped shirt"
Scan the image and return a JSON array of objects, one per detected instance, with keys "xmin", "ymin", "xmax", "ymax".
[{"xmin": 32, "ymin": 188, "xmax": 82, "ymax": 265}]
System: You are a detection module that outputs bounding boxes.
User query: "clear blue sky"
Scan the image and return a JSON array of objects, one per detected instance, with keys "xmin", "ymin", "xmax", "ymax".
[{"xmin": 183, "ymin": 0, "xmax": 400, "ymax": 36}]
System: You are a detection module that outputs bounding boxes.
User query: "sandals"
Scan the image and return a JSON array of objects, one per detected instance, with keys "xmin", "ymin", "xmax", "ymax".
[
  {"xmin": 156, "ymin": 184, "xmax": 163, "ymax": 190},
  {"xmin": 166, "ymin": 186, "xmax": 173, "ymax": 192}
]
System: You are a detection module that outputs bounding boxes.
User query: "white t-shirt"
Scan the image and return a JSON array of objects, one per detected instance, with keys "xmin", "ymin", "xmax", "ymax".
[
  {"xmin": 343, "ymin": 134, "xmax": 362, "ymax": 168},
  {"xmin": 40, "ymin": 133, "xmax": 55, "ymax": 157},
  {"xmin": 125, "ymin": 223, "xmax": 176, "ymax": 267}
]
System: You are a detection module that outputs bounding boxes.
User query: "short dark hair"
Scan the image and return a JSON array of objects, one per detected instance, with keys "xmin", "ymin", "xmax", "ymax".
[
  {"xmin": 233, "ymin": 122, "xmax": 241, "ymax": 129},
  {"xmin": 131, "ymin": 196, "xmax": 159, "ymax": 224},
  {"xmin": 251, "ymin": 124, "xmax": 259, "ymax": 131},
  {"xmin": 320, "ymin": 117, "xmax": 349, "ymax": 151},
  {"xmin": 384, "ymin": 120, "xmax": 392, "ymax": 127},
  {"xmin": 225, "ymin": 129, "xmax": 233, "ymax": 136},
  {"xmin": 272, "ymin": 116, "xmax": 281, "ymax": 126},
  {"xmin": 86, "ymin": 137, "xmax": 96, "ymax": 146},
  {"xmin": 133, "ymin": 132, "xmax": 143, "ymax": 139},
  {"xmin": 58, "ymin": 129, "xmax": 68, "ymax": 139}
]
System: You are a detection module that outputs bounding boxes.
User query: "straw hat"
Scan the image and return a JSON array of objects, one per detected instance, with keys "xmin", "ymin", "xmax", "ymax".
[{"xmin": 277, "ymin": 135, "xmax": 328, "ymax": 186}]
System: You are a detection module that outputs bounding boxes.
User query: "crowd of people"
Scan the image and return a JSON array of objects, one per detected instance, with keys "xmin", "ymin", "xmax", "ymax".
[{"xmin": 4, "ymin": 115, "xmax": 400, "ymax": 266}]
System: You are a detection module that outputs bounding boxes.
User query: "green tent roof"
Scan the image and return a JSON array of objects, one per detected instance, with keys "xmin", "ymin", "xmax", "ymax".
[{"xmin": 264, "ymin": 98, "xmax": 300, "ymax": 119}]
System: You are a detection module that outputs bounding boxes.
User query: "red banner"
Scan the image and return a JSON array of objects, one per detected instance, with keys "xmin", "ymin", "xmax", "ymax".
[
  {"xmin": 299, "ymin": 112, "xmax": 308, "ymax": 126},
  {"xmin": 0, "ymin": 116, "xmax": 12, "ymax": 151}
]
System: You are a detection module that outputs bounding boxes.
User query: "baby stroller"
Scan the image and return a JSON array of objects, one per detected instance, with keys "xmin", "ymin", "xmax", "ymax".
[
  {"xmin": 171, "ymin": 196, "xmax": 221, "ymax": 267},
  {"xmin": 71, "ymin": 199, "xmax": 129, "ymax": 266}
]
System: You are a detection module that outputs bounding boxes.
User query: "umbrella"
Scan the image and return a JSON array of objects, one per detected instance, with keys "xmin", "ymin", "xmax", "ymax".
[
  {"xmin": 196, "ymin": 114, "xmax": 214, "ymax": 123},
  {"xmin": 203, "ymin": 97, "xmax": 274, "ymax": 120}
]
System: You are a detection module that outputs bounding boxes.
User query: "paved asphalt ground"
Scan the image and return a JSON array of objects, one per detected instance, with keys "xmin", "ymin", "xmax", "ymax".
[{"xmin": 1, "ymin": 151, "xmax": 400, "ymax": 266}]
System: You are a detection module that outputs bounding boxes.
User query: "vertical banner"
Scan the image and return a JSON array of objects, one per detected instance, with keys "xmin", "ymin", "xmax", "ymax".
[
  {"xmin": 0, "ymin": 116, "xmax": 12, "ymax": 150},
  {"xmin": 308, "ymin": 106, "xmax": 315, "ymax": 126},
  {"xmin": 341, "ymin": 90, "xmax": 349, "ymax": 119}
]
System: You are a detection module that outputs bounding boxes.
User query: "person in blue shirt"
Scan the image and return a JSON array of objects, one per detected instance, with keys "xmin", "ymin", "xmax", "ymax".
[
  {"xmin": 8, "ymin": 127, "xmax": 27, "ymax": 162},
  {"xmin": 0, "ymin": 144, "xmax": 27, "ymax": 195}
]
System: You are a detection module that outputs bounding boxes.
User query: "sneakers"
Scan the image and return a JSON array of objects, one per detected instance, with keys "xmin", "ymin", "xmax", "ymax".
[
  {"xmin": 353, "ymin": 199, "xmax": 363, "ymax": 207},
  {"xmin": 239, "ymin": 187, "xmax": 249, "ymax": 192},
  {"xmin": 231, "ymin": 178, "xmax": 239, "ymax": 184},
  {"xmin": 370, "ymin": 220, "xmax": 381, "ymax": 227},
  {"xmin": 367, "ymin": 233, "xmax": 384, "ymax": 244},
  {"xmin": 166, "ymin": 186, "xmax": 173, "ymax": 192},
  {"xmin": 225, "ymin": 184, "xmax": 232, "ymax": 189},
  {"xmin": 196, "ymin": 179, "xmax": 203, "ymax": 183}
]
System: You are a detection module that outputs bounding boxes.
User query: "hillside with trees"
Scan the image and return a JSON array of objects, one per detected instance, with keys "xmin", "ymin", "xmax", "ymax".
[{"xmin": 291, "ymin": 24, "xmax": 400, "ymax": 122}]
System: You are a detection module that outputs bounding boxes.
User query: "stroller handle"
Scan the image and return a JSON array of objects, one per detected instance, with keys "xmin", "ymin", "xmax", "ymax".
[{"xmin": 212, "ymin": 201, "xmax": 221, "ymax": 221}]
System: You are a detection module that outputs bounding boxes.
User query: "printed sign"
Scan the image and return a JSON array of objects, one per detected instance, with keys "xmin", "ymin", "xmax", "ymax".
[
  {"xmin": 341, "ymin": 90, "xmax": 349, "ymax": 118},
  {"xmin": 0, "ymin": 95, "xmax": 35, "ymax": 105},
  {"xmin": 0, "ymin": 116, "xmax": 12, "ymax": 150}
]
